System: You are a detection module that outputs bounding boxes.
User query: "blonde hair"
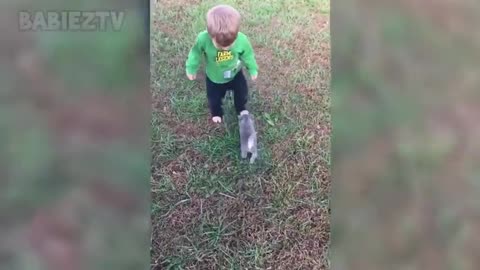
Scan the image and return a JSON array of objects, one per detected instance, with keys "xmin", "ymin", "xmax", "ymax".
[{"xmin": 206, "ymin": 5, "xmax": 241, "ymax": 47}]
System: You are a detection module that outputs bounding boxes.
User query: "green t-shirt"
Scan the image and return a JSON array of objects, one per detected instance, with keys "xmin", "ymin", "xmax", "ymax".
[{"xmin": 186, "ymin": 30, "xmax": 258, "ymax": 84}]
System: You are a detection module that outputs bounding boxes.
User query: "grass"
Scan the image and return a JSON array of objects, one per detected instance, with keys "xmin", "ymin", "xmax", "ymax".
[{"xmin": 151, "ymin": 0, "xmax": 330, "ymax": 269}]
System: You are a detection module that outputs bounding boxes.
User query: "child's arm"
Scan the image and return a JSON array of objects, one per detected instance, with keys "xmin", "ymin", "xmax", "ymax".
[
  {"xmin": 185, "ymin": 34, "xmax": 203, "ymax": 79},
  {"xmin": 240, "ymin": 36, "xmax": 259, "ymax": 80}
]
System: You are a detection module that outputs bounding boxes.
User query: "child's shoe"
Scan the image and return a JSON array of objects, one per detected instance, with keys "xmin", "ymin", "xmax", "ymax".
[{"xmin": 212, "ymin": 116, "xmax": 222, "ymax": 123}]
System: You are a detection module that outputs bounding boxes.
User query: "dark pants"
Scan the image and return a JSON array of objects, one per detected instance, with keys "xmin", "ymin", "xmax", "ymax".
[{"xmin": 206, "ymin": 70, "xmax": 248, "ymax": 118}]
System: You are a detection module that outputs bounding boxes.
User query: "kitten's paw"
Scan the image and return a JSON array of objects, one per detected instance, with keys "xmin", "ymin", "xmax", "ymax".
[{"xmin": 250, "ymin": 154, "xmax": 257, "ymax": 164}]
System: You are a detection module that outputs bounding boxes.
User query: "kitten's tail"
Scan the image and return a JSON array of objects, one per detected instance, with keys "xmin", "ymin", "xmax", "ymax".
[{"xmin": 247, "ymin": 133, "xmax": 256, "ymax": 150}]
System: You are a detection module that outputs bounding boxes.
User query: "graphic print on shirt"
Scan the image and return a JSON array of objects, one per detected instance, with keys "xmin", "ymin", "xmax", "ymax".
[{"xmin": 216, "ymin": 50, "xmax": 233, "ymax": 63}]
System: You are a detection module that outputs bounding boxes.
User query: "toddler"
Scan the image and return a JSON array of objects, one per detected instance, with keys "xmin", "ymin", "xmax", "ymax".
[{"xmin": 185, "ymin": 4, "xmax": 258, "ymax": 123}]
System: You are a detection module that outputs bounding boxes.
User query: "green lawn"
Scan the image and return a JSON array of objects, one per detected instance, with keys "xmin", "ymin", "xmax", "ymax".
[{"xmin": 151, "ymin": 0, "xmax": 330, "ymax": 269}]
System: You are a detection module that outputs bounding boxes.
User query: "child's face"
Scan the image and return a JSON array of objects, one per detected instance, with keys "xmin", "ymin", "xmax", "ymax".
[{"xmin": 212, "ymin": 39, "xmax": 232, "ymax": 50}]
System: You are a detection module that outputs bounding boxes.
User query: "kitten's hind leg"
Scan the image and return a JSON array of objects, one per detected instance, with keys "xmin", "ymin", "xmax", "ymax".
[
  {"xmin": 249, "ymin": 151, "xmax": 257, "ymax": 164},
  {"xmin": 241, "ymin": 145, "xmax": 248, "ymax": 159}
]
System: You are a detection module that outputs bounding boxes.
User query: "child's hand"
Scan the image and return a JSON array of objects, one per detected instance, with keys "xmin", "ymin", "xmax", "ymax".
[
  {"xmin": 251, "ymin": 74, "xmax": 257, "ymax": 81},
  {"xmin": 187, "ymin": 73, "xmax": 196, "ymax": 80}
]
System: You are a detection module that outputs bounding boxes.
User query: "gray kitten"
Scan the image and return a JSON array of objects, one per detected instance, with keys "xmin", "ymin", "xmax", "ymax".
[{"xmin": 238, "ymin": 110, "xmax": 258, "ymax": 164}]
